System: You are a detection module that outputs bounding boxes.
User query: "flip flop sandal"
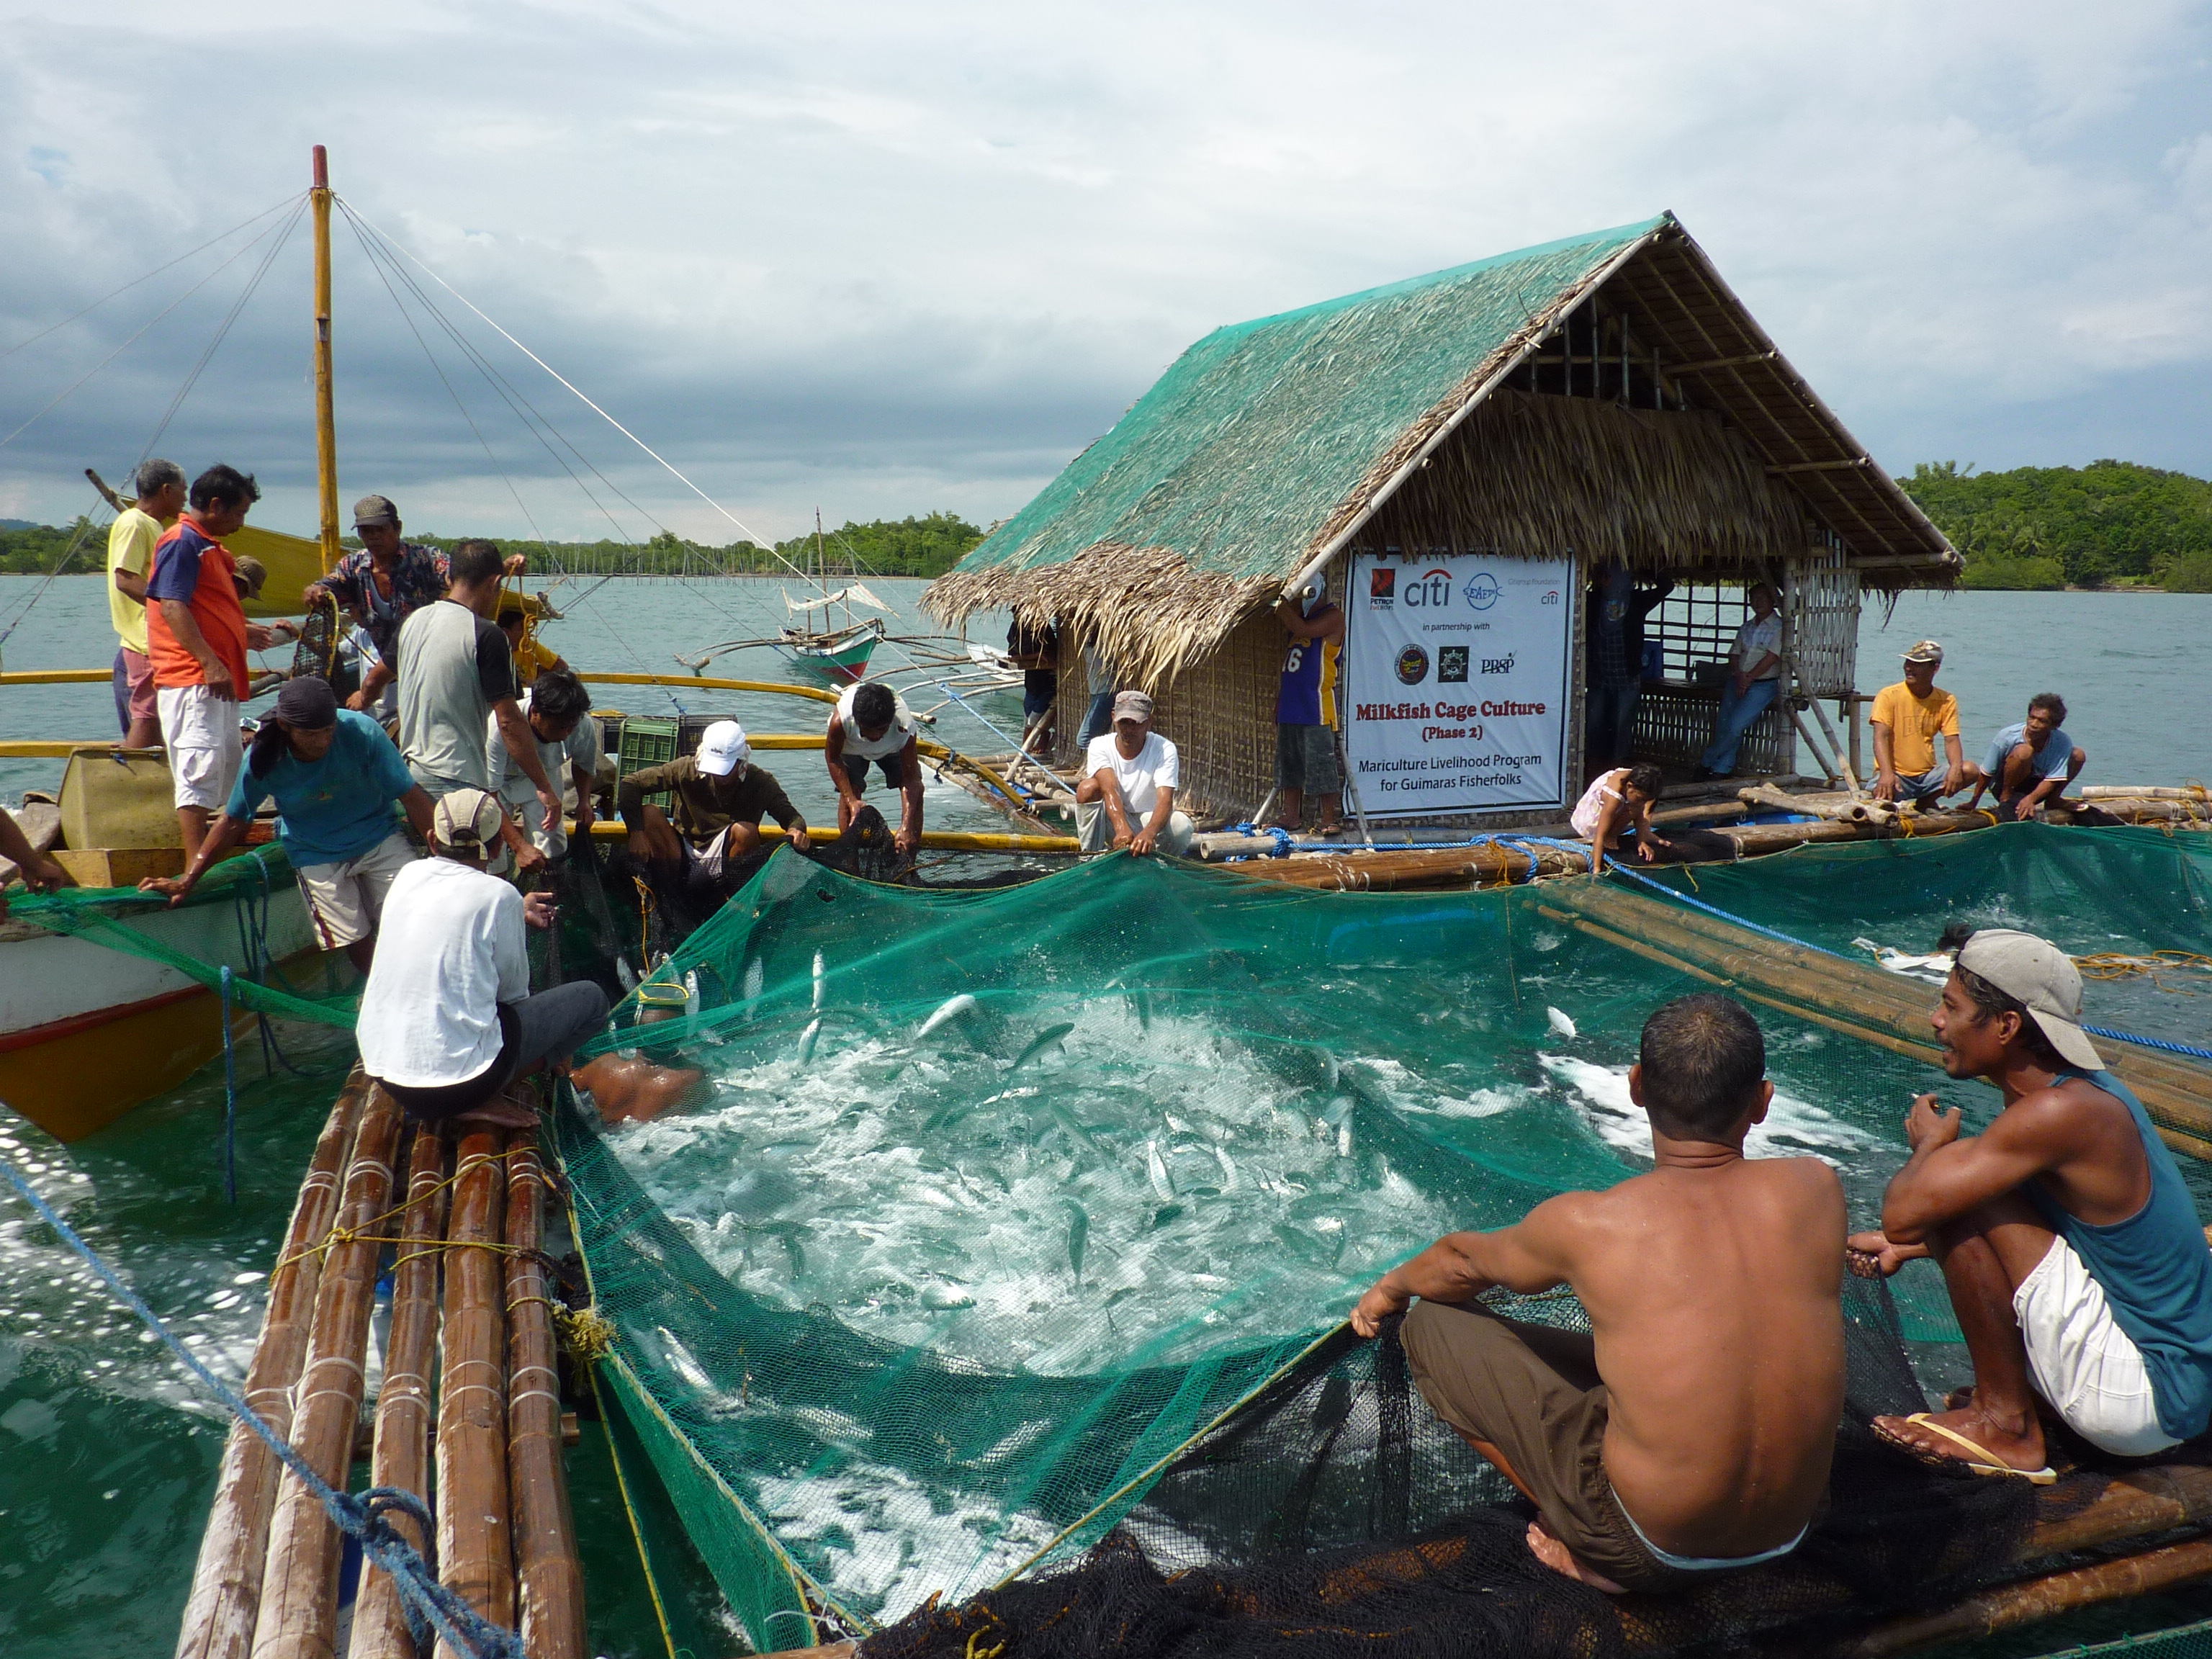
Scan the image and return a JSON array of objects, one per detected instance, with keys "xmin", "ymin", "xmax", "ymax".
[{"xmin": 1875, "ymin": 1413, "xmax": 2056, "ymax": 1484}]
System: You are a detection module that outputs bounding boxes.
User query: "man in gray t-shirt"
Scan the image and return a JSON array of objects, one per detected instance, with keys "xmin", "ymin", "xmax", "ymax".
[{"xmin": 397, "ymin": 541, "xmax": 559, "ymax": 843}]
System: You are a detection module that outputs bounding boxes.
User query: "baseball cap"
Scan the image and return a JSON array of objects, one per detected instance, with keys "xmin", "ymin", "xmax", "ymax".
[
  {"xmin": 352, "ymin": 493, "xmax": 400, "ymax": 527},
  {"xmin": 1112, "ymin": 691, "xmax": 1154, "ymax": 724},
  {"xmin": 232, "ymin": 555, "xmax": 268, "ymax": 598},
  {"xmin": 273, "ymin": 675, "xmax": 337, "ymax": 729},
  {"xmin": 433, "ymin": 786, "xmax": 511, "ymax": 874},
  {"xmin": 1955, "ymin": 928, "xmax": 2105, "ymax": 1071},
  {"xmin": 1902, "ymin": 639, "xmax": 1944, "ymax": 665},
  {"xmin": 696, "ymin": 719, "xmax": 750, "ymax": 777}
]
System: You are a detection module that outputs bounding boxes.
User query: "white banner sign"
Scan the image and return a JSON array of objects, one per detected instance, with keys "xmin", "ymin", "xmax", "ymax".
[{"xmin": 1343, "ymin": 553, "xmax": 1577, "ymax": 816}]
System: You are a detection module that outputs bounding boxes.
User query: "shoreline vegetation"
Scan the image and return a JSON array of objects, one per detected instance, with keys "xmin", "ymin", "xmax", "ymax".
[
  {"xmin": 5, "ymin": 462, "xmax": 2211, "ymax": 592},
  {"xmin": 0, "ymin": 510, "xmax": 991, "ymax": 581}
]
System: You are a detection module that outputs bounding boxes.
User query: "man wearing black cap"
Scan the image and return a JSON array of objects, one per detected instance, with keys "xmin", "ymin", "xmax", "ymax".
[
  {"xmin": 1851, "ymin": 929, "xmax": 2212, "ymax": 1480},
  {"xmin": 140, "ymin": 677, "xmax": 435, "ymax": 972}
]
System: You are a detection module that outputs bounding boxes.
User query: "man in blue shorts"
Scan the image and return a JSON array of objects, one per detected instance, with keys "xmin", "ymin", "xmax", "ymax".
[{"xmin": 1965, "ymin": 693, "xmax": 2087, "ymax": 822}]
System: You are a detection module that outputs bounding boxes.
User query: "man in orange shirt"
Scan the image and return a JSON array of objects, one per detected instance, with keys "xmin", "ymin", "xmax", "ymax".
[
  {"xmin": 145, "ymin": 465, "xmax": 281, "ymax": 860},
  {"xmin": 1871, "ymin": 639, "xmax": 1982, "ymax": 807}
]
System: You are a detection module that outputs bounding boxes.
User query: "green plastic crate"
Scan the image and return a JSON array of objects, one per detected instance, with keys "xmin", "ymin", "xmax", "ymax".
[{"xmin": 615, "ymin": 716, "xmax": 680, "ymax": 811}]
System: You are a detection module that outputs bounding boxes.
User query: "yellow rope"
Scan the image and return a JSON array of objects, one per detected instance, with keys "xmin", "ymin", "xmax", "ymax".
[
  {"xmin": 276, "ymin": 1146, "xmax": 529, "ymax": 1274},
  {"xmin": 554, "ymin": 1303, "xmax": 618, "ymax": 1361}
]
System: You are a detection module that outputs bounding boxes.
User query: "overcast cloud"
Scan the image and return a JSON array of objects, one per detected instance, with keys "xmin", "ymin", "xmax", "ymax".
[{"xmin": 1, "ymin": 1, "xmax": 2206, "ymax": 543}]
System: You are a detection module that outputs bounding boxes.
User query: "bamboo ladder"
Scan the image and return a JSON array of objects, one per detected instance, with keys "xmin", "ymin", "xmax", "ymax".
[{"xmin": 174, "ymin": 1074, "xmax": 587, "ymax": 1659}]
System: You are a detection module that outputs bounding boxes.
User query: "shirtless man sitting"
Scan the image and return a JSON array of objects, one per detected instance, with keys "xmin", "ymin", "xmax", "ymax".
[
  {"xmin": 1353, "ymin": 994, "xmax": 1845, "ymax": 1593},
  {"xmin": 1850, "ymin": 930, "xmax": 2212, "ymax": 1480}
]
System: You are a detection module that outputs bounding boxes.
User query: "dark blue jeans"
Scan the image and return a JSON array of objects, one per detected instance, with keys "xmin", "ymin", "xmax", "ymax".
[
  {"xmin": 1077, "ymin": 690, "xmax": 1116, "ymax": 749},
  {"xmin": 1584, "ymin": 680, "xmax": 1641, "ymax": 768},
  {"xmin": 1699, "ymin": 678, "xmax": 1780, "ymax": 775}
]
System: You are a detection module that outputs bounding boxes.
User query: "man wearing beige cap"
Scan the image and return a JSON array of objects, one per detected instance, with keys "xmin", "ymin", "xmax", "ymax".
[
  {"xmin": 358, "ymin": 787, "xmax": 611, "ymax": 1130},
  {"xmin": 1076, "ymin": 691, "xmax": 1192, "ymax": 857},
  {"xmin": 1850, "ymin": 929, "xmax": 2212, "ymax": 1479},
  {"xmin": 1871, "ymin": 640, "xmax": 1982, "ymax": 807}
]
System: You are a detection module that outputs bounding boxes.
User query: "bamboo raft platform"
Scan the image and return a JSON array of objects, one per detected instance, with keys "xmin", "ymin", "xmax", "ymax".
[{"xmin": 175, "ymin": 1067, "xmax": 585, "ymax": 1659}]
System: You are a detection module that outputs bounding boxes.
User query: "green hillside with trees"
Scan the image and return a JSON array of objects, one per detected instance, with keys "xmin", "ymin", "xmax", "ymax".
[{"xmin": 1897, "ymin": 461, "xmax": 2212, "ymax": 591}]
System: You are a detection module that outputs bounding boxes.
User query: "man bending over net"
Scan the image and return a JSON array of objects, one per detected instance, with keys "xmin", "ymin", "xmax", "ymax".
[
  {"xmin": 1352, "ymin": 994, "xmax": 1845, "ymax": 1593},
  {"xmin": 1851, "ymin": 930, "xmax": 2212, "ymax": 1481}
]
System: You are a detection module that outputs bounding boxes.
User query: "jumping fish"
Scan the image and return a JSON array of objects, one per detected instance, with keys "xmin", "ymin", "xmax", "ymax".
[
  {"xmin": 1005, "ymin": 1021, "xmax": 1076, "ymax": 1074},
  {"xmin": 812, "ymin": 950, "xmax": 827, "ymax": 1012},
  {"xmin": 1046, "ymin": 1100, "xmax": 1104, "ymax": 1154},
  {"xmin": 742, "ymin": 956, "xmax": 765, "ymax": 1012},
  {"xmin": 1064, "ymin": 1201, "xmax": 1089, "ymax": 1284},
  {"xmin": 917, "ymin": 993, "xmax": 978, "ymax": 1039},
  {"xmin": 1145, "ymin": 1139, "xmax": 1175, "ymax": 1202},
  {"xmin": 1337, "ymin": 1120, "xmax": 1353, "ymax": 1159},
  {"xmin": 1547, "ymin": 1006, "xmax": 1578, "ymax": 1040},
  {"xmin": 684, "ymin": 969, "xmax": 701, "ymax": 1019},
  {"xmin": 616, "ymin": 958, "xmax": 638, "ymax": 992},
  {"xmin": 1213, "ymin": 1144, "xmax": 1239, "ymax": 1192},
  {"xmin": 796, "ymin": 1018, "xmax": 822, "ymax": 1065}
]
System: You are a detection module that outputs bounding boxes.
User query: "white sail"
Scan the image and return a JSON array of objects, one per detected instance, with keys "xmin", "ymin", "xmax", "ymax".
[{"xmin": 785, "ymin": 583, "xmax": 889, "ymax": 615}]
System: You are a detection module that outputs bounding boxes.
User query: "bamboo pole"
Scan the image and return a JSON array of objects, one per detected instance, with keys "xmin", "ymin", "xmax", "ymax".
[
  {"xmin": 175, "ymin": 1070, "xmax": 369, "ymax": 1659},
  {"xmin": 310, "ymin": 145, "xmax": 339, "ymax": 576},
  {"xmin": 250, "ymin": 1082, "xmax": 406, "ymax": 1659},
  {"xmin": 437, "ymin": 1130, "xmax": 513, "ymax": 1659},
  {"xmin": 352, "ymin": 1126, "xmax": 451, "ymax": 1659},
  {"xmin": 2081, "ymin": 785, "xmax": 2211, "ymax": 801},
  {"xmin": 505, "ymin": 1139, "xmax": 586, "ymax": 1659}
]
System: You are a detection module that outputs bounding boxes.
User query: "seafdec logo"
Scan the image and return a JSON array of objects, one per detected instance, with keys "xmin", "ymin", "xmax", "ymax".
[
  {"xmin": 1395, "ymin": 644, "xmax": 1430, "ymax": 685},
  {"xmin": 1464, "ymin": 571, "xmax": 1502, "ymax": 611}
]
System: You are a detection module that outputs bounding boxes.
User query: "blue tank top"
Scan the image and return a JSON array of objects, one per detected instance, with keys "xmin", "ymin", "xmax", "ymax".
[
  {"xmin": 2023, "ymin": 1069, "xmax": 2212, "ymax": 1440},
  {"xmin": 1276, "ymin": 605, "xmax": 1340, "ymax": 727}
]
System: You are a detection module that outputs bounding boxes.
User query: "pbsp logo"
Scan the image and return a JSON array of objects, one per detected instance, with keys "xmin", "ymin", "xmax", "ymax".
[
  {"xmin": 1463, "ymin": 571, "xmax": 1502, "ymax": 611},
  {"xmin": 1480, "ymin": 653, "xmax": 1516, "ymax": 675}
]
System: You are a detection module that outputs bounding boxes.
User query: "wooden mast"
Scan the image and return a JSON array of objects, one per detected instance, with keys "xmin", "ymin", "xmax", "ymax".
[{"xmin": 310, "ymin": 145, "xmax": 339, "ymax": 575}]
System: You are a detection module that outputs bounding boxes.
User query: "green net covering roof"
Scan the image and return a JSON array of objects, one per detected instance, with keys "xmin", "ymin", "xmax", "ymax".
[{"xmin": 550, "ymin": 828, "xmax": 2212, "ymax": 1651}]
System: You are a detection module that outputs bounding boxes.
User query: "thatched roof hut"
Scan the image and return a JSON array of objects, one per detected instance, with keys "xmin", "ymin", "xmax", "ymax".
[{"xmin": 927, "ymin": 212, "xmax": 1957, "ymax": 824}]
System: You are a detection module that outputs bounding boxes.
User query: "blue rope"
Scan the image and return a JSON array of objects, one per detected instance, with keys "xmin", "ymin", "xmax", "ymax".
[
  {"xmin": 220, "ymin": 967, "xmax": 239, "ymax": 1205},
  {"xmin": 1226, "ymin": 823, "xmax": 1295, "ymax": 858},
  {"xmin": 0, "ymin": 1146, "xmax": 526, "ymax": 1659},
  {"xmin": 1601, "ymin": 858, "xmax": 2212, "ymax": 1061}
]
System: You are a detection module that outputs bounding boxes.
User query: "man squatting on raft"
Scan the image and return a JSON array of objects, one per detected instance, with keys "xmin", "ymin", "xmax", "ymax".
[
  {"xmin": 1354, "ymin": 995, "xmax": 1845, "ymax": 1593},
  {"xmin": 1851, "ymin": 930, "xmax": 2212, "ymax": 1480},
  {"xmin": 824, "ymin": 680, "xmax": 925, "ymax": 858},
  {"xmin": 356, "ymin": 788, "xmax": 698, "ymax": 1130},
  {"xmin": 1074, "ymin": 691, "xmax": 1193, "ymax": 858},
  {"xmin": 621, "ymin": 720, "xmax": 812, "ymax": 924},
  {"xmin": 1963, "ymin": 695, "xmax": 2087, "ymax": 824},
  {"xmin": 140, "ymin": 678, "xmax": 433, "ymax": 973}
]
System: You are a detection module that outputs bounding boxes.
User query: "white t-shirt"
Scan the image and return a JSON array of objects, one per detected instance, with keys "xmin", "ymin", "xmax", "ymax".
[
  {"xmin": 832, "ymin": 685, "xmax": 917, "ymax": 760},
  {"xmin": 1084, "ymin": 731, "xmax": 1180, "ymax": 819},
  {"xmin": 486, "ymin": 688, "xmax": 602, "ymax": 809},
  {"xmin": 1733, "ymin": 613, "xmax": 1784, "ymax": 680},
  {"xmin": 356, "ymin": 857, "xmax": 530, "ymax": 1088},
  {"xmin": 1570, "ymin": 768, "xmax": 1629, "ymax": 840}
]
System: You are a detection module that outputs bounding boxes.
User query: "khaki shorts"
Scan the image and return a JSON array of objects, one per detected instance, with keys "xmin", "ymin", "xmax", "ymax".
[
  {"xmin": 2016, "ymin": 1235, "xmax": 2180, "ymax": 1457},
  {"xmin": 1402, "ymin": 1300, "xmax": 1801, "ymax": 1593},
  {"xmin": 295, "ymin": 832, "xmax": 418, "ymax": 949}
]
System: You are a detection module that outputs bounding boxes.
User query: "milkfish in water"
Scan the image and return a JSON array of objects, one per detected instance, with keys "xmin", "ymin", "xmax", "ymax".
[
  {"xmin": 1213, "ymin": 1143, "xmax": 1239, "ymax": 1192},
  {"xmin": 742, "ymin": 956, "xmax": 764, "ymax": 1015},
  {"xmin": 1046, "ymin": 1100, "xmax": 1104, "ymax": 1154},
  {"xmin": 1547, "ymin": 1006, "xmax": 1578, "ymax": 1040},
  {"xmin": 1146, "ymin": 1139, "xmax": 1175, "ymax": 1202},
  {"xmin": 684, "ymin": 970, "xmax": 701, "ymax": 1019},
  {"xmin": 1064, "ymin": 1201, "xmax": 1089, "ymax": 1284},
  {"xmin": 917, "ymin": 993, "xmax": 978, "ymax": 1039},
  {"xmin": 796, "ymin": 1018, "xmax": 822, "ymax": 1065},
  {"xmin": 1005, "ymin": 1022, "xmax": 1076, "ymax": 1075},
  {"xmin": 812, "ymin": 950, "xmax": 827, "ymax": 1012}
]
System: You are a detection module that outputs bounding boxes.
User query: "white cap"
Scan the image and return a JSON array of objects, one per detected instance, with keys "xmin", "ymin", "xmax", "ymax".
[
  {"xmin": 433, "ymin": 786, "xmax": 511, "ymax": 876},
  {"xmin": 697, "ymin": 719, "xmax": 749, "ymax": 777},
  {"xmin": 1956, "ymin": 927, "xmax": 2105, "ymax": 1071}
]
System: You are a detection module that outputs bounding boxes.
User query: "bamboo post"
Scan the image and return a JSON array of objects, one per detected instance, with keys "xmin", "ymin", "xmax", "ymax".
[
  {"xmin": 506, "ymin": 1139, "xmax": 586, "ymax": 1659},
  {"xmin": 309, "ymin": 145, "xmax": 339, "ymax": 577},
  {"xmin": 250, "ymin": 1083, "xmax": 406, "ymax": 1659},
  {"xmin": 437, "ymin": 1131, "xmax": 514, "ymax": 1659},
  {"xmin": 352, "ymin": 1127, "xmax": 451, "ymax": 1659},
  {"xmin": 175, "ymin": 1069, "xmax": 369, "ymax": 1659}
]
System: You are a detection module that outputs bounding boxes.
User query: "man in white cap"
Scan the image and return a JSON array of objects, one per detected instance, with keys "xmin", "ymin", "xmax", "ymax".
[
  {"xmin": 1850, "ymin": 929, "xmax": 2212, "ymax": 1480},
  {"xmin": 1075, "ymin": 691, "xmax": 1192, "ymax": 857},
  {"xmin": 619, "ymin": 719, "xmax": 811, "ymax": 924},
  {"xmin": 1871, "ymin": 640, "xmax": 1982, "ymax": 807},
  {"xmin": 357, "ymin": 787, "xmax": 612, "ymax": 1131}
]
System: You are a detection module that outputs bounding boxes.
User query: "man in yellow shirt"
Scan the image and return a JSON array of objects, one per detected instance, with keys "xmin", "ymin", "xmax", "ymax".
[
  {"xmin": 1871, "ymin": 639, "xmax": 1982, "ymax": 806},
  {"xmin": 107, "ymin": 459, "xmax": 186, "ymax": 749}
]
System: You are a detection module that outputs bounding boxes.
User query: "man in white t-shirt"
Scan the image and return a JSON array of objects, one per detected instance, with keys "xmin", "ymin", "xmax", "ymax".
[
  {"xmin": 824, "ymin": 679, "xmax": 924, "ymax": 856},
  {"xmin": 1693, "ymin": 583, "xmax": 1786, "ymax": 781},
  {"xmin": 1075, "ymin": 691, "xmax": 1193, "ymax": 857},
  {"xmin": 487, "ymin": 670, "xmax": 601, "ymax": 860}
]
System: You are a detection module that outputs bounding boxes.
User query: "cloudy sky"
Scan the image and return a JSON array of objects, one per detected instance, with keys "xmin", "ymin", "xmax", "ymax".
[{"xmin": 1, "ymin": 1, "xmax": 2206, "ymax": 544}]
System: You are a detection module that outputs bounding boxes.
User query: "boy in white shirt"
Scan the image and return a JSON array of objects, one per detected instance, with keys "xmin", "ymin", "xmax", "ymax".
[{"xmin": 1075, "ymin": 691, "xmax": 1193, "ymax": 857}]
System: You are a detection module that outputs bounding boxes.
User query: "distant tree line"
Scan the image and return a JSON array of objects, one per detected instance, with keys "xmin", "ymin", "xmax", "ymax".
[
  {"xmin": 1897, "ymin": 460, "xmax": 2212, "ymax": 593},
  {"xmin": 0, "ymin": 511, "xmax": 994, "ymax": 580}
]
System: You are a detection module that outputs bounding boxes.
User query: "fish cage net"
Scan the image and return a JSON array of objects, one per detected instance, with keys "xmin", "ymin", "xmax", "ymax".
[{"xmin": 543, "ymin": 824, "xmax": 2212, "ymax": 1654}]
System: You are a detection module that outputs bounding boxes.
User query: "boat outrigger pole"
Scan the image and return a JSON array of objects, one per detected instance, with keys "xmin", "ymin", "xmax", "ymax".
[{"xmin": 310, "ymin": 144, "xmax": 339, "ymax": 575}]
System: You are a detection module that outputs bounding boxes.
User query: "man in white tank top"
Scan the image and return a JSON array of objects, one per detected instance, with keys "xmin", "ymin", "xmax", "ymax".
[{"xmin": 826, "ymin": 680, "xmax": 925, "ymax": 856}]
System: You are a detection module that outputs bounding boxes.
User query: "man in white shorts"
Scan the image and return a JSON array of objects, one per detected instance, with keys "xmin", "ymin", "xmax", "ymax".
[
  {"xmin": 1851, "ymin": 930, "xmax": 2212, "ymax": 1478},
  {"xmin": 1075, "ymin": 691, "xmax": 1193, "ymax": 858},
  {"xmin": 141, "ymin": 677, "xmax": 433, "ymax": 973}
]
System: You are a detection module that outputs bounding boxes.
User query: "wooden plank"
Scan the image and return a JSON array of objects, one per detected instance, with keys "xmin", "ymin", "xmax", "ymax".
[
  {"xmin": 352, "ymin": 1127, "xmax": 451, "ymax": 1659},
  {"xmin": 175, "ymin": 1069, "xmax": 369, "ymax": 1659},
  {"xmin": 248, "ymin": 1082, "xmax": 407, "ymax": 1659},
  {"xmin": 437, "ymin": 1131, "xmax": 514, "ymax": 1659},
  {"xmin": 506, "ymin": 1139, "xmax": 587, "ymax": 1659}
]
